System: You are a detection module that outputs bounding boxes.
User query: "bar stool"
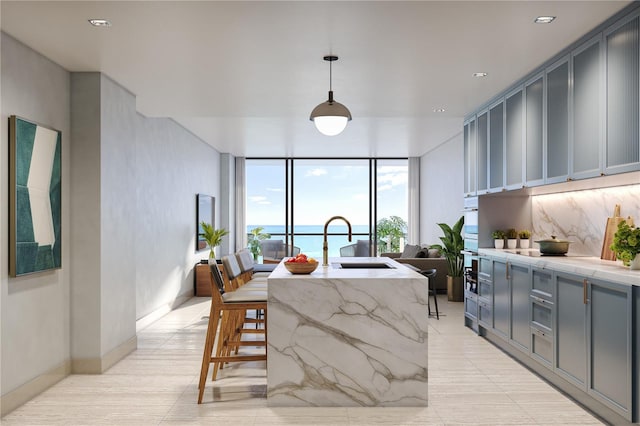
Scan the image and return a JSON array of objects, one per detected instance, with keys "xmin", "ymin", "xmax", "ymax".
[
  {"xmin": 420, "ymin": 268, "xmax": 439, "ymax": 320},
  {"xmin": 197, "ymin": 264, "xmax": 267, "ymax": 404}
]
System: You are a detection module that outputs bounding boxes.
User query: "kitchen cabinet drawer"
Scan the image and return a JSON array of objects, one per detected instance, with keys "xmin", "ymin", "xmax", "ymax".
[
  {"xmin": 478, "ymin": 279, "xmax": 492, "ymax": 301},
  {"xmin": 479, "ymin": 257, "xmax": 492, "ymax": 279},
  {"xmin": 532, "ymin": 268, "xmax": 553, "ymax": 301},
  {"xmin": 531, "ymin": 326, "xmax": 553, "ymax": 368},
  {"xmin": 531, "ymin": 296, "xmax": 553, "ymax": 331},
  {"xmin": 465, "ymin": 291, "xmax": 478, "ymax": 320},
  {"xmin": 478, "ymin": 299, "xmax": 492, "ymax": 328}
]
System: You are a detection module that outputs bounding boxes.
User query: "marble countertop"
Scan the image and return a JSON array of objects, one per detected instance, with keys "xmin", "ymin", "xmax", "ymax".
[
  {"xmin": 479, "ymin": 248, "xmax": 639, "ymax": 287},
  {"xmin": 269, "ymin": 256, "xmax": 424, "ymax": 280},
  {"xmin": 266, "ymin": 256, "xmax": 429, "ymax": 407}
]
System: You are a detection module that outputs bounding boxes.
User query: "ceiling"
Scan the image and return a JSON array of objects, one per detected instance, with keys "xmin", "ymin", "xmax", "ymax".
[{"xmin": 1, "ymin": 1, "xmax": 631, "ymax": 158}]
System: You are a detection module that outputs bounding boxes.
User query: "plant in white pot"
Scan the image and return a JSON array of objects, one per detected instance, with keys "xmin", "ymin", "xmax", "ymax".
[
  {"xmin": 519, "ymin": 229, "xmax": 531, "ymax": 249},
  {"xmin": 506, "ymin": 228, "xmax": 518, "ymax": 249},
  {"xmin": 200, "ymin": 221, "xmax": 229, "ymax": 263},
  {"xmin": 610, "ymin": 219, "xmax": 640, "ymax": 270},
  {"xmin": 492, "ymin": 230, "xmax": 505, "ymax": 249}
]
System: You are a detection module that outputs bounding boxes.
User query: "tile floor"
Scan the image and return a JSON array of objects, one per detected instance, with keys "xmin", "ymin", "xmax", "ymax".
[{"xmin": 2, "ymin": 296, "xmax": 604, "ymax": 425}]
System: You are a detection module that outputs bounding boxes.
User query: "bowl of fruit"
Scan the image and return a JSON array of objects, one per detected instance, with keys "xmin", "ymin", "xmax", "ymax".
[{"xmin": 283, "ymin": 253, "xmax": 319, "ymax": 274}]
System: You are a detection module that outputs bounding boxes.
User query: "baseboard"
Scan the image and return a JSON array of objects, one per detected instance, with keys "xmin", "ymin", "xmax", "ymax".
[
  {"xmin": 136, "ymin": 292, "xmax": 192, "ymax": 332},
  {"xmin": 1, "ymin": 359, "xmax": 71, "ymax": 417},
  {"xmin": 71, "ymin": 335, "xmax": 137, "ymax": 374}
]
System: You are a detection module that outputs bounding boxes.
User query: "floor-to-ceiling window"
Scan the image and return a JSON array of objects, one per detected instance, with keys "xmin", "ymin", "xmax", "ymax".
[{"xmin": 245, "ymin": 158, "xmax": 408, "ymax": 260}]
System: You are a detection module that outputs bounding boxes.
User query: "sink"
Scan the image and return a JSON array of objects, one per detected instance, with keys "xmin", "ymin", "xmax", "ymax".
[{"xmin": 332, "ymin": 262, "xmax": 394, "ymax": 269}]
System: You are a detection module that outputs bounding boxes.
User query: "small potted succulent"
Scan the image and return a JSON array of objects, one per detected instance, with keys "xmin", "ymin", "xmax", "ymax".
[
  {"xmin": 519, "ymin": 229, "xmax": 531, "ymax": 249},
  {"xmin": 492, "ymin": 230, "xmax": 506, "ymax": 249},
  {"xmin": 506, "ymin": 228, "xmax": 518, "ymax": 249},
  {"xmin": 610, "ymin": 219, "xmax": 640, "ymax": 270}
]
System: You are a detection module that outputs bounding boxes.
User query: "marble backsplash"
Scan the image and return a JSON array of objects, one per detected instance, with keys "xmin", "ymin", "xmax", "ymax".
[{"xmin": 532, "ymin": 184, "xmax": 640, "ymax": 256}]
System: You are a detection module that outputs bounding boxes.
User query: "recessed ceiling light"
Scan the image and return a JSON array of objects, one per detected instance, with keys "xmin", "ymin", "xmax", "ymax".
[
  {"xmin": 473, "ymin": 72, "xmax": 488, "ymax": 78},
  {"xmin": 88, "ymin": 19, "xmax": 111, "ymax": 27},
  {"xmin": 433, "ymin": 108, "xmax": 446, "ymax": 113},
  {"xmin": 534, "ymin": 16, "xmax": 556, "ymax": 24}
]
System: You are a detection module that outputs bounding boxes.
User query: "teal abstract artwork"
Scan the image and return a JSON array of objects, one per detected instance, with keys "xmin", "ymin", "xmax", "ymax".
[{"xmin": 9, "ymin": 116, "xmax": 62, "ymax": 276}]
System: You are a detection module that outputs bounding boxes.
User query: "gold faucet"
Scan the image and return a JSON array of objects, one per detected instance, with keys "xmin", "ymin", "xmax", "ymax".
[{"xmin": 323, "ymin": 216, "xmax": 352, "ymax": 266}]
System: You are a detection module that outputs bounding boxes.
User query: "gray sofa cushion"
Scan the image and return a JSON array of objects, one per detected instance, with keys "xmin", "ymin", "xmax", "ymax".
[{"xmin": 401, "ymin": 244, "xmax": 421, "ymax": 258}]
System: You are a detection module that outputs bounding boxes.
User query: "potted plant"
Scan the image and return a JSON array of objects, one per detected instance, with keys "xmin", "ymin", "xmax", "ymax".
[
  {"xmin": 492, "ymin": 230, "xmax": 505, "ymax": 249},
  {"xmin": 506, "ymin": 228, "xmax": 518, "ymax": 249},
  {"xmin": 200, "ymin": 221, "xmax": 229, "ymax": 262},
  {"xmin": 437, "ymin": 216, "xmax": 465, "ymax": 302},
  {"xmin": 610, "ymin": 219, "xmax": 640, "ymax": 270},
  {"xmin": 519, "ymin": 229, "xmax": 531, "ymax": 249},
  {"xmin": 247, "ymin": 227, "xmax": 271, "ymax": 261}
]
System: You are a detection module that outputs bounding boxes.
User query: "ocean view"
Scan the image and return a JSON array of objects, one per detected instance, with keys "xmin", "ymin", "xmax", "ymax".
[{"xmin": 248, "ymin": 224, "xmax": 372, "ymax": 259}]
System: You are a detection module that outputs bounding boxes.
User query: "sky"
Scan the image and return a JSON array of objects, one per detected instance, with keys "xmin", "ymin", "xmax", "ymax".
[{"xmin": 246, "ymin": 159, "xmax": 408, "ymax": 226}]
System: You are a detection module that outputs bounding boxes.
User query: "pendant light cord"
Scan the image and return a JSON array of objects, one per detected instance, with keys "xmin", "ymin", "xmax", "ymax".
[{"xmin": 329, "ymin": 59, "xmax": 333, "ymax": 92}]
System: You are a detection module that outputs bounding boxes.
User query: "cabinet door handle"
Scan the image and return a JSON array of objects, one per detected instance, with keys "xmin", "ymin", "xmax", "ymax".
[
  {"xmin": 531, "ymin": 295, "xmax": 545, "ymax": 304},
  {"xmin": 583, "ymin": 279, "xmax": 588, "ymax": 304}
]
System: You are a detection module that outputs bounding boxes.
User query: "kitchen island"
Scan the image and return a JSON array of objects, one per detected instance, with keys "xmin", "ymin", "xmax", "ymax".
[{"xmin": 267, "ymin": 256, "xmax": 430, "ymax": 407}]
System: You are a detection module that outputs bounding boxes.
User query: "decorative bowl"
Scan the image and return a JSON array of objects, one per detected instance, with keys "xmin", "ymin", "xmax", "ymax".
[{"xmin": 283, "ymin": 261, "xmax": 318, "ymax": 274}]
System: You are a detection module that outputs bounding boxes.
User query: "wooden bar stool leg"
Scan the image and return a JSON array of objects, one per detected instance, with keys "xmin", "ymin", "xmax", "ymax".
[
  {"xmin": 198, "ymin": 303, "xmax": 221, "ymax": 404},
  {"xmin": 212, "ymin": 310, "xmax": 231, "ymax": 380}
]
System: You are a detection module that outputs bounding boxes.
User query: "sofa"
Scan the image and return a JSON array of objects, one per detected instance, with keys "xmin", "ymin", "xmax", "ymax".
[{"xmin": 381, "ymin": 245, "xmax": 448, "ymax": 293}]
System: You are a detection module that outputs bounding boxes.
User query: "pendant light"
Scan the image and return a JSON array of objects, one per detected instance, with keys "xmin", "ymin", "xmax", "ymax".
[{"xmin": 310, "ymin": 55, "xmax": 352, "ymax": 136}]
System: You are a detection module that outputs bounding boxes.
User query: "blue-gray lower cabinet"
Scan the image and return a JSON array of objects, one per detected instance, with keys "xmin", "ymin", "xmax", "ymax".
[
  {"xmin": 555, "ymin": 273, "xmax": 588, "ymax": 388},
  {"xmin": 509, "ymin": 262, "xmax": 530, "ymax": 353},
  {"xmin": 588, "ymin": 278, "xmax": 632, "ymax": 420},
  {"xmin": 555, "ymin": 272, "xmax": 633, "ymax": 421},
  {"xmin": 492, "ymin": 260, "xmax": 509, "ymax": 338}
]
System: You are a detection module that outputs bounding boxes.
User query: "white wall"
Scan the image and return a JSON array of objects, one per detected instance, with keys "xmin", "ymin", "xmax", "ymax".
[
  {"xmin": 100, "ymin": 75, "xmax": 137, "ymax": 354},
  {"xmin": 135, "ymin": 116, "xmax": 220, "ymax": 320},
  {"xmin": 1, "ymin": 33, "xmax": 71, "ymax": 398},
  {"xmin": 1, "ymin": 33, "xmax": 222, "ymax": 413},
  {"xmin": 419, "ymin": 132, "xmax": 465, "ymax": 245},
  {"xmin": 69, "ymin": 72, "xmax": 101, "ymax": 362}
]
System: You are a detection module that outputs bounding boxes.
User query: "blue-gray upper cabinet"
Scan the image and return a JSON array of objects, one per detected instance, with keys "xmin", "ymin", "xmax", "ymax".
[
  {"xmin": 546, "ymin": 57, "xmax": 570, "ymax": 183},
  {"xmin": 505, "ymin": 87, "xmax": 525, "ymax": 190},
  {"xmin": 463, "ymin": 118, "xmax": 477, "ymax": 197},
  {"xmin": 488, "ymin": 100, "xmax": 505, "ymax": 192},
  {"xmin": 605, "ymin": 13, "xmax": 640, "ymax": 174},
  {"xmin": 525, "ymin": 74, "xmax": 545, "ymax": 186},
  {"xmin": 571, "ymin": 36, "xmax": 602, "ymax": 179},
  {"xmin": 477, "ymin": 110, "xmax": 489, "ymax": 194}
]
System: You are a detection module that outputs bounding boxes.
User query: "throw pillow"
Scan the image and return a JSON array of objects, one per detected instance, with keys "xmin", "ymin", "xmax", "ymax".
[
  {"xmin": 428, "ymin": 248, "xmax": 441, "ymax": 258},
  {"xmin": 415, "ymin": 248, "xmax": 429, "ymax": 258},
  {"xmin": 401, "ymin": 244, "xmax": 421, "ymax": 258}
]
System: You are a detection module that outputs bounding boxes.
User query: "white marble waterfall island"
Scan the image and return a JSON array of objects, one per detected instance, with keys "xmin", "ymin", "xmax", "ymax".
[{"xmin": 267, "ymin": 257, "xmax": 429, "ymax": 406}]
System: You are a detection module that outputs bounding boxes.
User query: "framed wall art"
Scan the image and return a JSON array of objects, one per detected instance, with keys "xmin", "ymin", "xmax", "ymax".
[
  {"xmin": 9, "ymin": 115, "xmax": 62, "ymax": 276},
  {"xmin": 196, "ymin": 193, "xmax": 215, "ymax": 251}
]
